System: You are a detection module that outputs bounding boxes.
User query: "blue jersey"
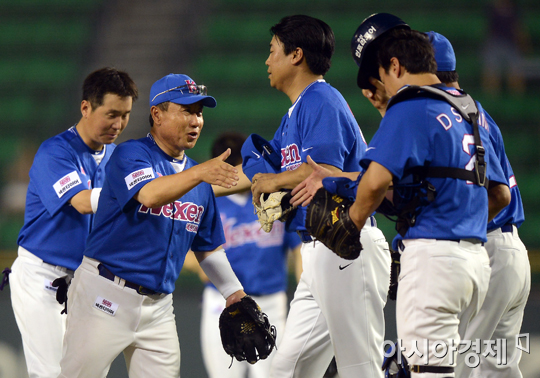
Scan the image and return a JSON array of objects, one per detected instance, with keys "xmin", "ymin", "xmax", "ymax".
[
  {"xmin": 271, "ymin": 80, "xmax": 365, "ymax": 232},
  {"xmin": 85, "ymin": 135, "xmax": 225, "ymax": 294},
  {"xmin": 484, "ymin": 110, "xmax": 525, "ymax": 231},
  {"xmin": 206, "ymin": 193, "xmax": 301, "ymax": 295},
  {"xmin": 18, "ymin": 126, "xmax": 115, "ymax": 270},
  {"xmin": 362, "ymin": 86, "xmax": 507, "ymax": 246}
]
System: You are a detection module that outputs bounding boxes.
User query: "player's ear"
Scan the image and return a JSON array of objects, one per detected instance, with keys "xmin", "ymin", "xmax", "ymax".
[
  {"xmin": 150, "ymin": 106, "xmax": 161, "ymax": 126},
  {"xmin": 81, "ymin": 100, "xmax": 91, "ymax": 118},
  {"xmin": 291, "ymin": 47, "xmax": 304, "ymax": 65}
]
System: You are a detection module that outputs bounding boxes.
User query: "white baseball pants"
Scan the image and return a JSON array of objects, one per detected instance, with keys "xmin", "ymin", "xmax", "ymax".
[
  {"xmin": 270, "ymin": 219, "xmax": 391, "ymax": 378},
  {"xmin": 58, "ymin": 256, "xmax": 180, "ymax": 378},
  {"xmin": 396, "ymin": 239, "xmax": 491, "ymax": 378},
  {"xmin": 10, "ymin": 246, "xmax": 74, "ymax": 378},
  {"xmin": 457, "ymin": 226, "xmax": 530, "ymax": 378}
]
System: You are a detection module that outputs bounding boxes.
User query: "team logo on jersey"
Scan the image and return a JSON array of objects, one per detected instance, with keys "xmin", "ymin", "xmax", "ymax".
[
  {"xmin": 94, "ymin": 296, "xmax": 119, "ymax": 316},
  {"xmin": 53, "ymin": 171, "xmax": 82, "ymax": 198},
  {"xmin": 125, "ymin": 168, "xmax": 155, "ymax": 190},
  {"xmin": 281, "ymin": 144, "xmax": 302, "ymax": 171},
  {"xmin": 138, "ymin": 201, "xmax": 204, "ymax": 232}
]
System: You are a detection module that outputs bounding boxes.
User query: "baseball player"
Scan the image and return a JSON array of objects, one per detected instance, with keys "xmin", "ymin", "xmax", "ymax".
[
  {"xmin": 8, "ymin": 67, "xmax": 138, "ymax": 378},
  {"xmin": 57, "ymin": 73, "xmax": 248, "ymax": 378},
  {"xmin": 189, "ymin": 131, "xmax": 301, "ymax": 378},
  {"xmin": 346, "ymin": 19, "xmax": 511, "ymax": 377},
  {"xmin": 246, "ymin": 15, "xmax": 391, "ymax": 378},
  {"xmin": 425, "ymin": 31, "xmax": 531, "ymax": 378}
]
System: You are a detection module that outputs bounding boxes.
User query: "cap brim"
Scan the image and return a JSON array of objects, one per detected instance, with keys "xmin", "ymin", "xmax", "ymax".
[{"xmin": 170, "ymin": 95, "xmax": 217, "ymax": 108}]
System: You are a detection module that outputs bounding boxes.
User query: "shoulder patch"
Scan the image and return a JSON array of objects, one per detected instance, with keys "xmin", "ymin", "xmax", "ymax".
[
  {"xmin": 125, "ymin": 168, "xmax": 154, "ymax": 190},
  {"xmin": 53, "ymin": 171, "xmax": 82, "ymax": 198}
]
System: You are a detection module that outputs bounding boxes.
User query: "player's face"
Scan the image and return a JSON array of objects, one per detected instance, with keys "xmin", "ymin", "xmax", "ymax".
[
  {"xmin": 378, "ymin": 66, "xmax": 398, "ymax": 97},
  {"xmin": 266, "ymin": 36, "xmax": 293, "ymax": 91},
  {"xmin": 157, "ymin": 102, "xmax": 204, "ymax": 157},
  {"xmin": 85, "ymin": 93, "xmax": 133, "ymax": 149}
]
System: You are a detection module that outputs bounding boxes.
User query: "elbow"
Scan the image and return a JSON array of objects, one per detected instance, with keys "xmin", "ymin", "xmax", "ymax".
[{"xmin": 488, "ymin": 183, "xmax": 511, "ymax": 216}]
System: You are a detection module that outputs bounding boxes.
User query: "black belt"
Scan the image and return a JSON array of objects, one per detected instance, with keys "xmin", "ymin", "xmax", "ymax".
[
  {"xmin": 500, "ymin": 223, "xmax": 515, "ymax": 233},
  {"xmin": 98, "ymin": 264, "xmax": 158, "ymax": 296},
  {"xmin": 297, "ymin": 230, "xmax": 313, "ymax": 243}
]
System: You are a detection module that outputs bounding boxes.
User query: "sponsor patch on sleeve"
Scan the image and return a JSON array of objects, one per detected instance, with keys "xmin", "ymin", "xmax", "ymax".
[
  {"xmin": 53, "ymin": 171, "xmax": 82, "ymax": 198},
  {"xmin": 125, "ymin": 168, "xmax": 155, "ymax": 190},
  {"xmin": 94, "ymin": 296, "xmax": 119, "ymax": 316}
]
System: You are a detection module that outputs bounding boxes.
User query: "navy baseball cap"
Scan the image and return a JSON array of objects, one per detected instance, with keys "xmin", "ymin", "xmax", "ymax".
[
  {"xmin": 426, "ymin": 31, "xmax": 456, "ymax": 72},
  {"xmin": 149, "ymin": 73, "xmax": 217, "ymax": 108}
]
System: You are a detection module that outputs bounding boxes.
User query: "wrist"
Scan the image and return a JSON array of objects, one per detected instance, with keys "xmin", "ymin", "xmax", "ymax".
[{"xmin": 348, "ymin": 201, "xmax": 365, "ymax": 230}]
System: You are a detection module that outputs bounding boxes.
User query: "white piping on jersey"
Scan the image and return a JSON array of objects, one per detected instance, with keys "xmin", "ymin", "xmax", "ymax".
[{"xmin": 288, "ymin": 79, "xmax": 325, "ymax": 118}]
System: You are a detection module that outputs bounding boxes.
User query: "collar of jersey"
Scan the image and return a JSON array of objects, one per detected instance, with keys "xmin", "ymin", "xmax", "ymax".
[{"xmin": 288, "ymin": 79, "xmax": 325, "ymax": 118}]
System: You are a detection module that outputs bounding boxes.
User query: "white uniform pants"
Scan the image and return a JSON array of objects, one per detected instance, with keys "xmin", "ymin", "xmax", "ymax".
[
  {"xmin": 270, "ymin": 219, "xmax": 391, "ymax": 378},
  {"xmin": 201, "ymin": 286, "xmax": 287, "ymax": 378},
  {"xmin": 10, "ymin": 246, "xmax": 74, "ymax": 378},
  {"xmin": 59, "ymin": 257, "xmax": 180, "ymax": 378},
  {"xmin": 457, "ymin": 226, "xmax": 530, "ymax": 378},
  {"xmin": 396, "ymin": 239, "xmax": 491, "ymax": 378}
]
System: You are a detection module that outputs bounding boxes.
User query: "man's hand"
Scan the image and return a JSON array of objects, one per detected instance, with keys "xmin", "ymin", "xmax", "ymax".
[
  {"xmin": 290, "ymin": 156, "xmax": 333, "ymax": 207},
  {"xmin": 197, "ymin": 148, "xmax": 239, "ymax": 188},
  {"xmin": 251, "ymin": 173, "xmax": 280, "ymax": 206},
  {"xmin": 362, "ymin": 77, "xmax": 390, "ymax": 117}
]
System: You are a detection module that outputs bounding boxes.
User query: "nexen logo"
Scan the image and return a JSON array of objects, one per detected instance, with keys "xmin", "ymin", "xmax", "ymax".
[
  {"xmin": 138, "ymin": 200, "xmax": 204, "ymax": 224},
  {"xmin": 60, "ymin": 176, "xmax": 71, "ymax": 185},
  {"xmin": 281, "ymin": 144, "xmax": 301, "ymax": 168}
]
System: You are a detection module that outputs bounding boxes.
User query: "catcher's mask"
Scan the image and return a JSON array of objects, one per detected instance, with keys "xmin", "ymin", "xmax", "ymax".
[{"xmin": 350, "ymin": 13, "xmax": 410, "ymax": 89}]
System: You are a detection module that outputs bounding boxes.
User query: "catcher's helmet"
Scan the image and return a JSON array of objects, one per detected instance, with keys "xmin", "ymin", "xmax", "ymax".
[{"xmin": 351, "ymin": 13, "xmax": 410, "ymax": 89}]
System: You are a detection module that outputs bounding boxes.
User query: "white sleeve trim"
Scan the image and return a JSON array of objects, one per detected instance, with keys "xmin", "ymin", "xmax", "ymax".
[
  {"xmin": 198, "ymin": 249, "xmax": 243, "ymax": 299},
  {"xmin": 90, "ymin": 188, "xmax": 102, "ymax": 213}
]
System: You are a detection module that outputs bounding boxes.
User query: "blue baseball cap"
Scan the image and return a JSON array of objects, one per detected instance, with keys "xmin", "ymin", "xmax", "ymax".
[
  {"xmin": 426, "ymin": 31, "xmax": 456, "ymax": 72},
  {"xmin": 149, "ymin": 73, "xmax": 217, "ymax": 108}
]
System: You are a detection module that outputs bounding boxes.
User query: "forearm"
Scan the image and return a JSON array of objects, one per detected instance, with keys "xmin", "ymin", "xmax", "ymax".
[
  {"xmin": 196, "ymin": 248, "xmax": 244, "ymax": 302},
  {"xmin": 488, "ymin": 183, "xmax": 511, "ymax": 222},
  {"xmin": 348, "ymin": 162, "xmax": 392, "ymax": 228},
  {"xmin": 135, "ymin": 168, "xmax": 202, "ymax": 208},
  {"xmin": 69, "ymin": 189, "xmax": 93, "ymax": 214},
  {"xmin": 213, "ymin": 164, "xmax": 251, "ymax": 197}
]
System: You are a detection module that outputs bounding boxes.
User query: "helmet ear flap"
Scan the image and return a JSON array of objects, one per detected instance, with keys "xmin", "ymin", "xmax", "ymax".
[{"xmin": 350, "ymin": 13, "xmax": 410, "ymax": 89}]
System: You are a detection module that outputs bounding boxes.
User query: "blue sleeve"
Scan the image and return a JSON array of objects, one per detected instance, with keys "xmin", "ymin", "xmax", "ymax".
[
  {"xmin": 191, "ymin": 189, "xmax": 226, "ymax": 252},
  {"xmin": 30, "ymin": 141, "xmax": 88, "ymax": 216},
  {"xmin": 105, "ymin": 142, "xmax": 157, "ymax": 210},
  {"xmin": 298, "ymin": 91, "xmax": 359, "ymax": 170}
]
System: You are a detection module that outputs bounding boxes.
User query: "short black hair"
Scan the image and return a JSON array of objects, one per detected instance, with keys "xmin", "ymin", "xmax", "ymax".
[
  {"xmin": 377, "ymin": 29, "xmax": 437, "ymax": 75},
  {"xmin": 211, "ymin": 131, "xmax": 247, "ymax": 166},
  {"xmin": 436, "ymin": 71, "xmax": 459, "ymax": 85},
  {"xmin": 82, "ymin": 67, "xmax": 138, "ymax": 110},
  {"xmin": 270, "ymin": 15, "xmax": 335, "ymax": 76}
]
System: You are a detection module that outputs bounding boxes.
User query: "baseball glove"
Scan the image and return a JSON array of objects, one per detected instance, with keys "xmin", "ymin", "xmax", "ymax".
[
  {"xmin": 219, "ymin": 295, "xmax": 277, "ymax": 364},
  {"xmin": 305, "ymin": 187, "xmax": 363, "ymax": 260},
  {"xmin": 254, "ymin": 191, "xmax": 294, "ymax": 232}
]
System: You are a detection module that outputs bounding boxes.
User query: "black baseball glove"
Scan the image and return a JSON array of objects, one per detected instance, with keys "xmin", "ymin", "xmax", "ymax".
[
  {"xmin": 219, "ymin": 295, "xmax": 277, "ymax": 364},
  {"xmin": 306, "ymin": 187, "xmax": 363, "ymax": 260}
]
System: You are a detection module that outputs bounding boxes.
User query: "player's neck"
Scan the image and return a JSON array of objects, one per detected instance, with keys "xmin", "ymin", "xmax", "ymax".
[
  {"xmin": 401, "ymin": 72, "xmax": 441, "ymax": 88},
  {"xmin": 150, "ymin": 130, "xmax": 185, "ymax": 160},
  {"xmin": 285, "ymin": 72, "xmax": 324, "ymax": 104},
  {"xmin": 76, "ymin": 120, "xmax": 104, "ymax": 152}
]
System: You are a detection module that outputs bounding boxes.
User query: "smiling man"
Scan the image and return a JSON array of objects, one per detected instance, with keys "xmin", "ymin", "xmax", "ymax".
[
  {"xmin": 57, "ymin": 73, "xmax": 248, "ymax": 378},
  {"xmin": 9, "ymin": 67, "xmax": 138, "ymax": 378}
]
